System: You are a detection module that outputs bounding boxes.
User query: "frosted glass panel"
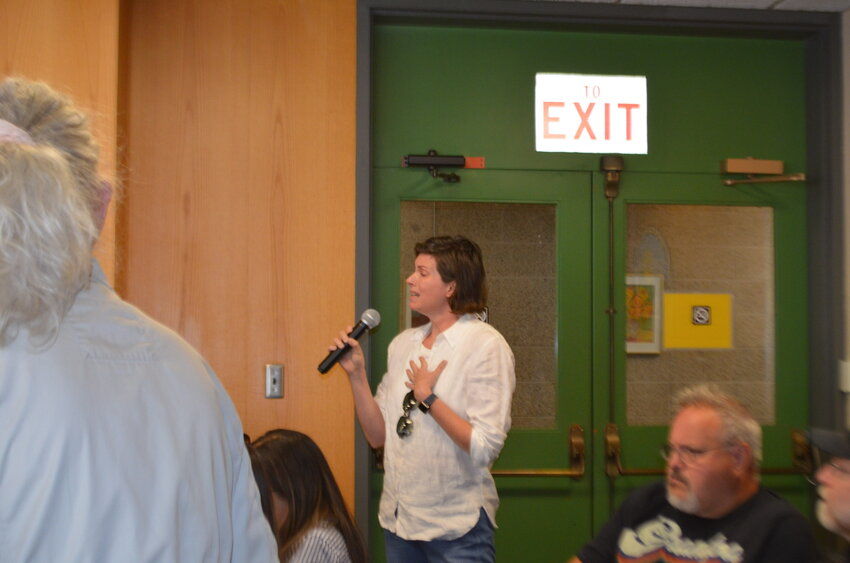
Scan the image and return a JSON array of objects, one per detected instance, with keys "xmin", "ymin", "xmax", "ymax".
[
  {"xmin": 626, "ymin": 204, "xmax": 775, "ymax": 425},
  {"xmin": 400, "ymin": 201, "xmax": 557, "ymax": 429}
]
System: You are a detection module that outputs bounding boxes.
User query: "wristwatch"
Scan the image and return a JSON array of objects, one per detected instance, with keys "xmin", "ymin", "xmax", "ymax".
[{"xmin": 418, "ymin": 393, "xmax": 438, "ymax": 414}]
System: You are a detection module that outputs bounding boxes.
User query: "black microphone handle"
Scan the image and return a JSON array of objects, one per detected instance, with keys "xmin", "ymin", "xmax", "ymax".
[{"xmin": 318, "ymin": 321, "xmax": 370, "ymax": 374}]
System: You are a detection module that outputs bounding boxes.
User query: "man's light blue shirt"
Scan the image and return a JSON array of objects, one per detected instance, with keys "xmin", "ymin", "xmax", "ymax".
[{"xmin": 0, "ymin": 260, "xmax": 277, "ymax": 562}]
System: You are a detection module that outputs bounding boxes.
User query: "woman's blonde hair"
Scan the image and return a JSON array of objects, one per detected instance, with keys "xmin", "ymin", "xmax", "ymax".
[{"xmin": 0, "ymin": 77, "xmax": 102, "ymax": 347}]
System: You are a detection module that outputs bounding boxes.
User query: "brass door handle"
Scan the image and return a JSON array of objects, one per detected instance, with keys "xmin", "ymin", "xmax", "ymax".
[
  {"xmin": 604, "ymin": 423, "xmax": 813, "ymax": 478},
  {"xmin": 492, "ymin": 424, "xmax": 585, "ymax": 478},
  {"xmin": 605, "ymin": 423, "xmax": 664, "ymax": 477}
]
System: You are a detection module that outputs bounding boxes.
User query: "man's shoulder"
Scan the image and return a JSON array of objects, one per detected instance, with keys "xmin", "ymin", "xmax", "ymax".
[
  {"xmin": 744, "ymin": 486, "xmax": 810, "ymax": 520},
  {"xmin": 623, "ymin": 480, "xmax": 668, "ymax": 503},
  {"xmin": 575, "ymin": 481, "xmax": 672, "ymax": 563}
]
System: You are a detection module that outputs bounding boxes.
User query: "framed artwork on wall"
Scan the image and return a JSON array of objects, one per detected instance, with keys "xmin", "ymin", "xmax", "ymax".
[{"xmin": 626, "ymin": 274, "xmax": 663, "ymax": 354}]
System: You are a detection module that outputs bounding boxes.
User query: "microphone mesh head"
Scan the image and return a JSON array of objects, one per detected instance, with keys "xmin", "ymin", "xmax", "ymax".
[{"xmin": 361, "ymin": 308, "xmax": 381, "ymax": 329}]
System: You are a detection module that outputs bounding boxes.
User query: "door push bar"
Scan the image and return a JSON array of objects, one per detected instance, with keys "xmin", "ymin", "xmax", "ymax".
[
  {"xmin": 605, "ymin": 423, "xmax": 813, "ymax": 478},
  {"xmin": 491, "ymin": 424, "xmax": 585, "ymax": 478}
]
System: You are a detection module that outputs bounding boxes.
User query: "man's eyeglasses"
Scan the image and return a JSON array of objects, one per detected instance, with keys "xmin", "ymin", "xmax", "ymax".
[
  {"xmin": 396, "ymin": 391, "xmax": 417, "ymax": 438},
  {"xmin": 660, "ymin": 443, "xmax": 734, "ymax": 465}
]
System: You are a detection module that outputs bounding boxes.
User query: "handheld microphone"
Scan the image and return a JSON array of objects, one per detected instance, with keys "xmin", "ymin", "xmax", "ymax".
[{"xmin": 318, "ymin": 309, "xmax": 381, "ymax": 374}]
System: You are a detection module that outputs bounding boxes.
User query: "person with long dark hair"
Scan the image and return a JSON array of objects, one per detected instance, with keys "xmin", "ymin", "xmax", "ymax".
[
  {"xmin": 248, "ymin": 429, "xmax": 367, "ymax": 563},
  {"xmin": 327, "ymin": 235, "xmax": 516, "ymax": 561}
]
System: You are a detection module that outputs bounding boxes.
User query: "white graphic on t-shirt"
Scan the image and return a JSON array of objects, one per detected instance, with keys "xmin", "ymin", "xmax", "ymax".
[{"xmin": 617, "ymin": 516, "xmax": 743, "ymax": 563}]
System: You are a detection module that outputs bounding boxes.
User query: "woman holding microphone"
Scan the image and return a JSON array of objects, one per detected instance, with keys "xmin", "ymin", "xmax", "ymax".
[{"xmin": 328, "ymin": 235, "xmax": 515, "ymax": 562}]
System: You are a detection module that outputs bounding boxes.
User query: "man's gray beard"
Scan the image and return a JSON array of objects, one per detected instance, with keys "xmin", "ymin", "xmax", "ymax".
[{"xmin": 666, "ymin": 485, "xmax": 700, "ymax": 515}]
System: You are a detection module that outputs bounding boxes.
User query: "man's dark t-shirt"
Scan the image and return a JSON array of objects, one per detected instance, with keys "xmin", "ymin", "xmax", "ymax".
[{"xmin": 577, "ymin": 481, "xmax": 816, "ymax": 563}]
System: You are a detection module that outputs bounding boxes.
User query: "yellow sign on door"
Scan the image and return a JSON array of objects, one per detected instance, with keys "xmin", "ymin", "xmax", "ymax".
[{"xmin": 663, "ymin": 293, "xmax": 733, "ymax": 349}]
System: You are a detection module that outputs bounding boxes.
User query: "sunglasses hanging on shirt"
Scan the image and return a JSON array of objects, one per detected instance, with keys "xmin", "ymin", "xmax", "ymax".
[{"xmin": 396, "ymin": 391, "xmax": 417, "ymax": 438}]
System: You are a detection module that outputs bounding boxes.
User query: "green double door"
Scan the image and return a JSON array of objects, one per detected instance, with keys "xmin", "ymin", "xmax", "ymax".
[{"xmin": 367, "ymin": 21, "xmax": 810, "ymax": 562}]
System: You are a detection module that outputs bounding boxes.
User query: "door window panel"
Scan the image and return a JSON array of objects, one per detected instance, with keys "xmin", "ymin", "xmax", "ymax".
[
  {"xmin": 625, "ymin": 204, "xmax": 775, "ymax": 425},
  {"xmin": 400, "ymin": 201, "xmax": 557, "ymax": 429}
]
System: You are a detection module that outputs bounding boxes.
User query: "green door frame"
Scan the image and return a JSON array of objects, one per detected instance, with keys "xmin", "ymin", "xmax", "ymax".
[{"xmin": 354, "ymin": 0, "xmax": 846, "ymax": 550}]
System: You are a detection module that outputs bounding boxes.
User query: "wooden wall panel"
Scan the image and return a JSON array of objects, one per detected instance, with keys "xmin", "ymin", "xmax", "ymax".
[
  {"xmin": 0, "ymin": 0, "xmax": 119, "ymax": 281},
  {"xmin": 123, "ymin": 0, "xmax": 358, "ymax": 504}
]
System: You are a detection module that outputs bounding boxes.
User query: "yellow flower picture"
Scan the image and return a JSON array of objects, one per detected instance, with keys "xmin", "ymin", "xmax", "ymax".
[{"xmin": 625, "ymin": 274, "xmax": 662, "ymax": 353}]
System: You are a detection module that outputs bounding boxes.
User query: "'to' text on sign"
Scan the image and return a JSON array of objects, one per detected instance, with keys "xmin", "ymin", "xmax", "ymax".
[{"xmin": 535, "ymin": 73, "xmax": 648, "ymax": 154}]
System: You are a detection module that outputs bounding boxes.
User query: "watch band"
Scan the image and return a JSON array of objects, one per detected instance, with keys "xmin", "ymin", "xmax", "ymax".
[{"xmin": 418, "ymin": 393, "xmax": 438, "ymax": 414}]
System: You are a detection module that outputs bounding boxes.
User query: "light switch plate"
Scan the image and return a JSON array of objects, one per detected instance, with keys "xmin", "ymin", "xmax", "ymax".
[{"xmin": 265, "ymin": 364, "xmax": 283, "ymax": 398}]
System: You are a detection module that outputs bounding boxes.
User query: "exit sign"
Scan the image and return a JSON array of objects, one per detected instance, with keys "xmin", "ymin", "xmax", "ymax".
[{"xmin": 535, "ymin": 73, "xmax": 648, "ymax": 154}]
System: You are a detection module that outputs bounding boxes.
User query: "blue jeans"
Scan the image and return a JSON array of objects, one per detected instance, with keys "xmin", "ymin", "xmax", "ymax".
[{"xmin": 383, "ymin": 508, "xmax": 495, "ymax": 563}]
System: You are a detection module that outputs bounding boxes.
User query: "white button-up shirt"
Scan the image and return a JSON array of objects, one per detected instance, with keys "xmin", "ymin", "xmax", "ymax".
[
  {"xmin": 375, "ymin": 314, "xmax": 515, "ymax": 541},
  {"xmin": 0, "ymin": 260, "xmax": 277, "ymax": 562}
]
